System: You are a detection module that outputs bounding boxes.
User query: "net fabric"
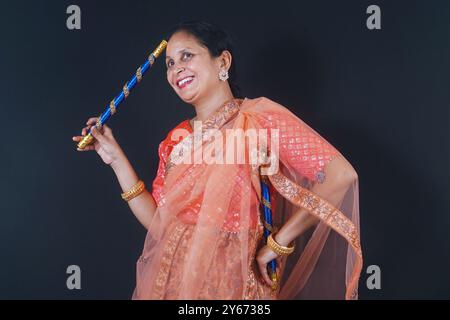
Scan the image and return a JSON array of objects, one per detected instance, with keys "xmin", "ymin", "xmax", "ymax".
[{"xmin": 132, "ymin": 97, "xmax": 362, "ymax": 299}]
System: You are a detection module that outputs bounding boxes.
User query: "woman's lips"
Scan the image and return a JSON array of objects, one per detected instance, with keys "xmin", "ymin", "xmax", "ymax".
[{"xmin": 177, "ymin": 76, "xmax": 195, "ymax": 89}]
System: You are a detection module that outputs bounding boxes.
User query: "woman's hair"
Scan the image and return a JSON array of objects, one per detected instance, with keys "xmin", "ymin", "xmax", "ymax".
[{"xmin": 165, "ymin": 20, "xmax": 243, "ymax": 99}]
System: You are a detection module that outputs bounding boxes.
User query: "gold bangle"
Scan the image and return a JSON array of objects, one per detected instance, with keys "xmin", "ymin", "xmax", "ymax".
[
  {"xmin": 267, "ymin": 233, "xmax": 295, "ymax": 256},
  {"xmin": 121, "ymin": 180, "xmax": 146, "ymax": 202}
]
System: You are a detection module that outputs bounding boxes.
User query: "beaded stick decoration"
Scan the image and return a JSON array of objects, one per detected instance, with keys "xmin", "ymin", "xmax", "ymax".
[
  {"xmin": 260, "ymin": 171, "xmax": 279, "ymax": 290},
  {"xmin": 77, "ymin": 40, "xmax": 167, "ymax": 149}
]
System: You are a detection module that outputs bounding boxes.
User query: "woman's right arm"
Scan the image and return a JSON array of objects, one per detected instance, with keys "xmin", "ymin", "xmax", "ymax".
[
  {"xmin": 110, "ymin": 151, "xmax": 156, "ymax": 229},
  {"xmin": 72, "ymin": 117, "xmax": 156, "ymax": 229}
]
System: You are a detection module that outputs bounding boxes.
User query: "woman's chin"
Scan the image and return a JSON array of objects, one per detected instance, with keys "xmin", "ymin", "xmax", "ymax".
[{"xmin": 178, "ymin": 90, "xmax": 199, "ymax": 104}]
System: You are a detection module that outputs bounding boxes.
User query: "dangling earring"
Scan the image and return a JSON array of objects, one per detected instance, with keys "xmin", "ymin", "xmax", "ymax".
[{"xmin": 219, "ymin": 69, "xmax": 229, "ymax": 81}]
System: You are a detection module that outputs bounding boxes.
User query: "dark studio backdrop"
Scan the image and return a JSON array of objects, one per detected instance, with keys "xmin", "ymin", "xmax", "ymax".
[{"xmin": 0, "ymin": 0, "xmax": 449, "ymax": 299}]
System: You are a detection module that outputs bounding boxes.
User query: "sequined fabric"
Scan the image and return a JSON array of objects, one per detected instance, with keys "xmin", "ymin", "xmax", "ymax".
[
  {"xmin": 254, "ymin": 107, "xmax": 340, "ymax": 183},
  {"xmin": 151, "ymin": 216, "xmax": 277, "ymax": 299},
  {"xmin": 151, "ymin": 118, "xmax": 260, "ymax": 233},
  {"xmin": 134, "ymin": 96, "xmax": 362, "ymax": 300},
  {"xmin": 151, "ymin": 119, "xmax": 191, "ymax": 207}
]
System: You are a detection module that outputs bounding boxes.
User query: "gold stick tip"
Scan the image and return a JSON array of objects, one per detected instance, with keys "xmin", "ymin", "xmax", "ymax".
[
  {"xmin": 77, "ymin": 134, "xmax": 94, "ymax": 149},
  {"xmin": 270, "ymin": 272, "xmax": 278, "ymax": 290},
  {"xmin": 152, "ymin": 40, "xmax": 168, "ymax": 58}
]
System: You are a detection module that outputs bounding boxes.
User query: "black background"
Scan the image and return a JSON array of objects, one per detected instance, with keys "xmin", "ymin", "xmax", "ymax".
[{"xmin": 1, "ymin": 0, "xmax": 449, "ymax": 299}]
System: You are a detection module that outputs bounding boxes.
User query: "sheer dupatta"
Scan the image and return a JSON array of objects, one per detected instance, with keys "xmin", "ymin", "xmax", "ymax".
[
  {"xmin": 132, "ymin": 96, "xmax": 362, "ymax": 300},
  {"xmin": 242, "ymin": 97, "xmax": 362, "ymax": 299}
]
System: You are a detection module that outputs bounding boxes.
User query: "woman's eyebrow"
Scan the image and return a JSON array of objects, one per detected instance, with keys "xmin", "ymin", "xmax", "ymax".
[{"xmin": 166, "ymin": 47, "xmax": 193, "ymax": 60}]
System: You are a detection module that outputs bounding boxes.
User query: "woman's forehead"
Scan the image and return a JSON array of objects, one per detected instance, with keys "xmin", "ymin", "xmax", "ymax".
[{"xmin": 166, "ymin": 32, "xmax": 202, "ymax": 58}]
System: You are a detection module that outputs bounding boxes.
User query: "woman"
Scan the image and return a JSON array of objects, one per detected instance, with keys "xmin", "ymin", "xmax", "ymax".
[{"xmin": 72, "ymin": 21, "xmax": 362, "ymax": 300}]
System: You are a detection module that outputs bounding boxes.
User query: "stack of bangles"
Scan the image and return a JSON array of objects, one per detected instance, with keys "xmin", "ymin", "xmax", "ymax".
[
  {"xmin": 267, "ymin": 233, "xmax": 295, "ymax": 256},
  {"xmin": 121, "ymin": 180, "xmax": 146, "ymax": 202}
]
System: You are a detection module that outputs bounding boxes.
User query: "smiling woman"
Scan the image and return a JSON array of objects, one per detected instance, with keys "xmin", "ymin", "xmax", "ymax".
[
  {"xmin": 74, "ymin": 20, "xmax": 362, "ymax": 300},
  {"xmin": 131, "ymin": 21, "xmax": 362, "ymax": 300},
  {"xmin": 164, "ymin": 21, "xmax": 243, "ymax": 110}
]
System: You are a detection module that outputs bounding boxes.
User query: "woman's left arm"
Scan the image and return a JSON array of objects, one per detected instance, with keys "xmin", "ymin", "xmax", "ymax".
[
  {"xmin": 273, "ymin": 155, "xmax": 358, "ymax": 246},
  {"xmin": 256, "ymin": 155, "xmax": 358, "ymax": 286}
]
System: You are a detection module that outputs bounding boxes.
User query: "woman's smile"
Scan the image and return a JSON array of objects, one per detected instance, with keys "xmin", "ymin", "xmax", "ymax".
[{"xmin": 176, "ymin": 76, "xmax": 195, "ymax": 89}]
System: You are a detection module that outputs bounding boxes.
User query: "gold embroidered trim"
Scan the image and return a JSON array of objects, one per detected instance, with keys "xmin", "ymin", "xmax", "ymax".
[
  {"xmin": 268, "ymin": 172, "xmax": 361, "ymax": 255},
  {"xmin": 268, "ymin": 171, "xmax": 362, "ymax": 299},
  {"xmin": 243, "ymin": 218, "xmax": 277, "ymax": 299},
  {"xmin": 164, "ymin": 98, "xmax": 243, "ymax": 173},
  {"xmin": 153, "ymin": 222, "xmax": 188, "ymax": 299}
]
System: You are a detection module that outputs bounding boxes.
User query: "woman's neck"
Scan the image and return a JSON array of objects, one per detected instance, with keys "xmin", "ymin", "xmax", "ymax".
[{"xmin": 191, "ymin": 87, "xmax": 235, "ymax": 123}]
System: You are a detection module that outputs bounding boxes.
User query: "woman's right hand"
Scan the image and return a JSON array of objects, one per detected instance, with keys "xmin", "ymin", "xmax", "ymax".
[{"xmin": 72, "ymin": 117, "xmax": 124, "ymax": 166}]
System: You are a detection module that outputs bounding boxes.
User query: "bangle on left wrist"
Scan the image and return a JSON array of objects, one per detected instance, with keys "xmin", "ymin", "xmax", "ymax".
[{"xmin": 274, "ymin": 232, "xmax": 291, "ymax": 247}]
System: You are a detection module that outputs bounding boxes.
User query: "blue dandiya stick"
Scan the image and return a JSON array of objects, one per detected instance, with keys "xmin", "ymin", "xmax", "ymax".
[
  {"xmin": 259, "ymin": 172, "xmax": 278, "ymax": 290},
  {"xmin": 77, "ymin": 40, "xmax": 168, "ymax": 149}
]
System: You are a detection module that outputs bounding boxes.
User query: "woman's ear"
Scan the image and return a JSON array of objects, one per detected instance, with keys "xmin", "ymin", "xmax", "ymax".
[{"xmin": 219, "ymin": 50, "xmax": 233, "ymax": 70}]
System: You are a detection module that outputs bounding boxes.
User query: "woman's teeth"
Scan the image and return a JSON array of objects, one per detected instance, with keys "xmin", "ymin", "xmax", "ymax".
[{"xmin": 178, "ymin": 77, "xmax": 194, "ymax": 88}]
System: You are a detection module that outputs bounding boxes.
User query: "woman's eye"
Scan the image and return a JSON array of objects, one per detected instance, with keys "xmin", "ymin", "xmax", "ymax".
[
  {"xmin": 182, "ymin": 52, "xmax": 192, "ymax": 60},
  {"xmin": 167, "ymin": 53, "xmax": 192, "ymax": 68}
]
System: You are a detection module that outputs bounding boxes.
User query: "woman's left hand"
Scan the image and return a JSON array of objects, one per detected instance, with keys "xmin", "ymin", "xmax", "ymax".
[{"xmin": 256, "ymin": 245, "xmax": 280, "ymax": 288}]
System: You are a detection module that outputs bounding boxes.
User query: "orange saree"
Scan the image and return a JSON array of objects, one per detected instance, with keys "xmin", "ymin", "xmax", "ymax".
[{"xmin": 132, "ymin": 97, "xmax": 362, "ymax": 300}]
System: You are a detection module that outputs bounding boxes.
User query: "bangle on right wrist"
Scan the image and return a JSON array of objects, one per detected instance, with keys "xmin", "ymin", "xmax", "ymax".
[{"xmin": 121, "ymin": 180, "xmax": 146, "ymax": 202}]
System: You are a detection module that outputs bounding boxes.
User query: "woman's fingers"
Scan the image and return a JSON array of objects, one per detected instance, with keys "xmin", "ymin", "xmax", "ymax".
[
  {"xmin": 255, "ymin": 246, "xmax": 282, "ymax": 288},
  {"xmin": 90, "ymin": 126, "xmax": 106, "ymax": 144},
  {"xmin": 86, "ymin": 117, "xmax": 98, "ymax": 126},
  {"xmin": 76, "ymin": 145, "xmax": 95, "ymax": 151},
  {"xmin": 102, "ymin": 124, "xmax": 113, "ymax": 137},
  {"xmin": 73, "ymin": 136, "xmax": 95, "ymax": 151},
  {"xmin": 74, "ymin": 117, "xmax": 108, "ymax": 151},
  {"xmin": 82, "ymin": 117, "xmax": 99, "ymax": 135},
  {"xmin": 81, "ymin": 126, "xmax": 90, "ymax": 136},
  {"xmin": 257, "ymin": 257, "xmax": 273, "ymax": 286}
]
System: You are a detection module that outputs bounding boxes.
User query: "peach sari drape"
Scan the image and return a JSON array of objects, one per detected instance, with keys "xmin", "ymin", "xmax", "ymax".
[{"xmin": 132, "ymin": 97, "xmax": 362, "ymax": 300}]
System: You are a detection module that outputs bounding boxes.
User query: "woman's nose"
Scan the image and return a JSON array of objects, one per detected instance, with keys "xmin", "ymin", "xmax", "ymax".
[{"xmin": 176, "ymin": 66, "xmax": 185, "ymax": 74}]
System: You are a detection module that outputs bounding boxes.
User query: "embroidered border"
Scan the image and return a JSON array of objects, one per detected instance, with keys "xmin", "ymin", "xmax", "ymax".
[
  {"xmin": 165, "ymin": 98, "xmax": 243, "ymax": 173},
  {"xmin": 153, "ymin": 222, "xmax": 188, "ymax": 299},
  {"xmin": 268, "ymin": 171, "xmax": 362, "ymax": 299}
]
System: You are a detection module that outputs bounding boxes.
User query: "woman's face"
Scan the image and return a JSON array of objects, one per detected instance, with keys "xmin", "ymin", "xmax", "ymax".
[{"xmin": 165, "ymin": 31, "xmax": 226, "ymax": 104}]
